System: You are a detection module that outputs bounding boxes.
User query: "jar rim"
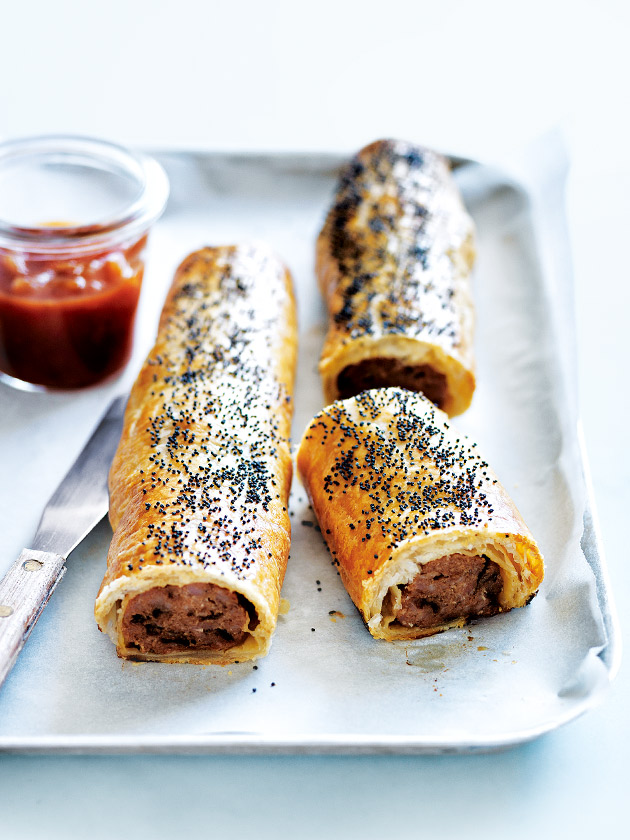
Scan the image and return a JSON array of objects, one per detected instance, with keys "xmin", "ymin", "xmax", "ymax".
[{"xmin": 0, "ymin": 135, "xmax": 169, "ymax": 254}]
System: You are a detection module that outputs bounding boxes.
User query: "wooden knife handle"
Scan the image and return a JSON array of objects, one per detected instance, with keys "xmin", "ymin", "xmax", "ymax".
[{"xmin": 0, "ymin": 549, "xmax": 66, "ymax": 689}]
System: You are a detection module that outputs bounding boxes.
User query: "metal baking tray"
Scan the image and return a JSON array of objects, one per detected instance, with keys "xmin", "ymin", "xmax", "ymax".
[{"xmin": 0, "ymin": 149, "xmax": 620, "ymax": 754}]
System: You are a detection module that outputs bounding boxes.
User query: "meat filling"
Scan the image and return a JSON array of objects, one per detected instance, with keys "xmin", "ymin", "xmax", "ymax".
[
  {"xmin": 336, "ymin": 359, "xmax": 447, "ymax": 407},
  {"xmin": 122, "ymin": 583, "xmax": 258, "ymax": 655},
  {"xmin": 394, "ymin": 553, "xmax": 502, "ymax": 629}
]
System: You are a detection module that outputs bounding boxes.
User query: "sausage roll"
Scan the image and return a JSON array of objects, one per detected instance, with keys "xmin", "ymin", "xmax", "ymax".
[
  {"xmin": 297, "ymin": 388, "xmax": 544, "ymax": 640},
  {"xmin": 95, "ymin": 243, "xmax": 297, "ymax": 664},
  {"xmin": 317, "ymin": 139, "xmax": 476, "ymax": 417}
]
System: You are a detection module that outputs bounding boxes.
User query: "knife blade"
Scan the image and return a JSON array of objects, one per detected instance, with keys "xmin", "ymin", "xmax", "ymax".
[{"xmin": 0, "ymin": 395, "xmax": 126, "ymax": 689}]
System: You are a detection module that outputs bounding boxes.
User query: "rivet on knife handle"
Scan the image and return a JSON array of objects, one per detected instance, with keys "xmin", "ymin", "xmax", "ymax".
[{"xmin": 0, "ymin": 549, "xmax": 66, "ymax": 688}]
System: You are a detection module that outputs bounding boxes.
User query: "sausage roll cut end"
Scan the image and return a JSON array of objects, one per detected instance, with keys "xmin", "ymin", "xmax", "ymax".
[
  {"xmin": 317, "ymin": 138, "xmax": 476, "ymax": 417},
  {"xmin": 95, "ymin": 243, "xmax": 297, "ymax": 664},
  {"xmin": 297, "ymin": 388, "xmax": 544, "ymax": 641}
]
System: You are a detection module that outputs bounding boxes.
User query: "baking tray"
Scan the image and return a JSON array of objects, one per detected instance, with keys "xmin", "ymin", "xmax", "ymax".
[{"xmin": 0, "ymin": 148, "xmax": 620, "ymax": 754}]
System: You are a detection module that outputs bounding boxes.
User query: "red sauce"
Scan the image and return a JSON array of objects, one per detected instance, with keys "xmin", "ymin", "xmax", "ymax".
[{"xmin": 0, "ymin": 234, "xmax": 147, "ymax": 389}]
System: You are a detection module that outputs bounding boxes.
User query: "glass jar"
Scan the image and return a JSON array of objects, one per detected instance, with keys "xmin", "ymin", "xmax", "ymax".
[{"xmin": 0, "ymin": 135, "xmax": 169, "ymax": 390}]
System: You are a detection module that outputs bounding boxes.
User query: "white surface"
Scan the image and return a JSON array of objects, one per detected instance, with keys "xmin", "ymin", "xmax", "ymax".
[{"xmin": 0, "ymin": 0, "xmax": 628, "ymax": 837}]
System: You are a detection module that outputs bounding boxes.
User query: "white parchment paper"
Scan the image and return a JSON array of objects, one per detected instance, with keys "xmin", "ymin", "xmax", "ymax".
[{"xmin": 0, "ymin": 143, "xmax": 618, "ymax": 752}]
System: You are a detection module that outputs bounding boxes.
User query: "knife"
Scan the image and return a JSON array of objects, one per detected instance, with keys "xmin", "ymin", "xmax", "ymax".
[{"xmin": 0, "ymin": 395, "xmax": 126, "ymax": 689}]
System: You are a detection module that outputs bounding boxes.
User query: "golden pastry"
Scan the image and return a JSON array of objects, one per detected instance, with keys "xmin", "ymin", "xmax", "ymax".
[
  {"xmin": 95, "ymin": 243, "xmax": 297, "ymax": 663},
  {"xmin": 297, "ymin": 388, "xmax": 544, "ymax": 640},
  {"xmin": 317, "ymin": 139, "xmax": 476, "ymax": 417}
]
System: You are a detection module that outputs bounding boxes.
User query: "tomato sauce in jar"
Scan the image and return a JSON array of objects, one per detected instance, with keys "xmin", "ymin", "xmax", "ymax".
[
  {"xmin": 0, "ymin": 235, "xmax": 147, "ymax": 389},
  {"xmin": 0, "ymin": 135, "xmax": 169, "ymax": 391}
]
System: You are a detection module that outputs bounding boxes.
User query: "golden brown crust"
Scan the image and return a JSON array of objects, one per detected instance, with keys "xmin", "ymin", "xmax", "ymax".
[
  {"xmin": 296, "ymin": 388, "xmax": 544, "ymax": 640},
  {"xmin": 317, "ymin": 139, "xmax": 476, "ymax": 417},
  {"xmin": 95, "ymin": 243, "xmax": 297, "ymax": 663}
]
